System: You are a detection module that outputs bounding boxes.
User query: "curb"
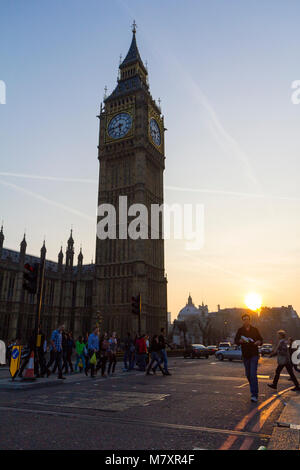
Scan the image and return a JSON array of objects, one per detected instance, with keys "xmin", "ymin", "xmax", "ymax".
[{"xmin": 0, "ymin": 379, "xmax": 64, "ymax": 391}]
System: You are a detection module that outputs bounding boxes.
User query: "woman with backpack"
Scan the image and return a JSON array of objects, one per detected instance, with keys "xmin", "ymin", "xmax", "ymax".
[{"xmin": 267, "ymin": 330, "xmax": 300, "ymax": 391}]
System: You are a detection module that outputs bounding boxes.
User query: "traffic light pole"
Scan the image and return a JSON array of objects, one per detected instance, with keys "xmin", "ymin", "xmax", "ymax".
[{"xmin": 138, "ymin": 293, "xmax": 141, "ymax": 336}]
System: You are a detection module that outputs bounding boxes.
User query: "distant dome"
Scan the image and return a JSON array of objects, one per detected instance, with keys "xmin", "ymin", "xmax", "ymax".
[{"xmin": 178, "ymin": 294, "xmax": 199, "ymax": 320}]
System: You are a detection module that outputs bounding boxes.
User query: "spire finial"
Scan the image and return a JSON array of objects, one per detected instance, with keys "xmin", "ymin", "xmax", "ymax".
[
  {"xmin": 104, "ymin": 85, "xmax": 108, "ymax": 100},
  {"xmin": 132, "ymin": 20, "xmax": 137, "ymax": 34},
  {"xmin": 119, "ymin": 54, "xmax": 122, "ymax": 66},
  {"xmin": 158, "ymin": 97, "xmax": 161, "ymax": 110}
]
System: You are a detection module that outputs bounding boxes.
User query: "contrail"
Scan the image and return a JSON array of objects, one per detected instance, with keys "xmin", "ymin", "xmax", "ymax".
[
  {"xmin": 0, "ymin": 179, "xmax": 94, "ymax": 222},
  {"xmin": 0, "ymin": 172, "xmax": 96, "ymax": 184},
  {"xmin": 116, "ymin": 0, "xmax": 260, "ymax": 188},
  {"xmin": 1, "ymin": 171, "xmax": 300, "ymax": 202}
]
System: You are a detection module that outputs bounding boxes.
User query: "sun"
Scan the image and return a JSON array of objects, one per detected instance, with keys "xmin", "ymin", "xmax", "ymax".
[{"xmin": 244, "ymin": 292, "xmax": 262, "ymax": 311}]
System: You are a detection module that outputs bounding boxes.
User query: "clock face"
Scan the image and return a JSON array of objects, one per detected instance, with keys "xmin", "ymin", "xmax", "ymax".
[
  {"xmin": 149, "ymin": 118, "xmax": 161, "ymax": 146},
  {"xmin": 107, "ymin": 112, "xmax": 132, "ymax": 139}
]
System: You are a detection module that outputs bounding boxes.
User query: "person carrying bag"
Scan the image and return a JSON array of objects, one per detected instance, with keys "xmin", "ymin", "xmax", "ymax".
[{"xmin": 268, "ymin": 330, "xmax": 300, "ymax": 391}]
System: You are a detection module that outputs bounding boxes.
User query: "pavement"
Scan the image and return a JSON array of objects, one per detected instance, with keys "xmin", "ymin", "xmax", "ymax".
[
  {"xmin": 1, "ymin": 356, "xmax": 300, "ymax": 450},
  {"xmin": 267, "ymin": 395, "xmax": 300, "ymax": 450}
]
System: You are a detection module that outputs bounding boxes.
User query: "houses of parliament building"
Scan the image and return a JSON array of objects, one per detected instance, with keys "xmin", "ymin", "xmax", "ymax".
[{"xmin": 0, "ymin": 24, "xmax": 168, "ymax": 342}]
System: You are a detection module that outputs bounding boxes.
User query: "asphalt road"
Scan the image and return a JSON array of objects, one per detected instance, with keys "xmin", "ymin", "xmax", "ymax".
[{"xmin": 0, "ymin": 355, "xmax": 298, "ymax": 450}]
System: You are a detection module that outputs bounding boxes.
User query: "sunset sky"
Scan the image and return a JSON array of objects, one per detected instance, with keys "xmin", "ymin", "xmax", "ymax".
[{"xmin": 1, "ymin": 0, "xmax": 300, "ymax": 321}]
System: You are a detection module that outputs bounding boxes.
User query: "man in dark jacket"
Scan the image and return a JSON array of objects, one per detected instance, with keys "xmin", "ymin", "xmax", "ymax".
[{"xmin": 235, "ymin": 314, "xmax": 263, "ymax": 403}]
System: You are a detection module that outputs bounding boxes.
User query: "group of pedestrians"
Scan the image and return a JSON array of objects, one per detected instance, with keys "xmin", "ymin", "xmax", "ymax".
[{"xmin": 15, "ymin": 324, "xmax": 173, "ymax": 381}]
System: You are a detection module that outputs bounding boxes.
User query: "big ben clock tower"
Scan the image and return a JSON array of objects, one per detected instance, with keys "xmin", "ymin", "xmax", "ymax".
[{"xmin": 95, "ymin": 22, "xmax": 167, "ymax": 338}]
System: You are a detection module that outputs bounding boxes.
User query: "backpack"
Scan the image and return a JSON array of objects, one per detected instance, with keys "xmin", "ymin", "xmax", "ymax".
[{"xmin": 277, "ymin": 339, "xmax": 289, "ymax": 365}]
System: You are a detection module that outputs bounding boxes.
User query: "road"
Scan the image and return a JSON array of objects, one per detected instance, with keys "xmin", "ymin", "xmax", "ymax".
[{"xmin": 0, "ymin": 355, "xmax": 297, "ymax": 450}]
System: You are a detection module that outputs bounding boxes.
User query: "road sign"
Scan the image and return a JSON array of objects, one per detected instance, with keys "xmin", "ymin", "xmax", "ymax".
[{"xmin": 10, "ymin": 346, "xmax": 22, "ymax": 378}]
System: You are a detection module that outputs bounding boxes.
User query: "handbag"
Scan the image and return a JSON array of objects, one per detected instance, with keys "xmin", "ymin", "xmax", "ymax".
[
  {"xmin": 277, "ymin": 354, "xmax": 288, "ymax": 366},
  {"xmin": 89, "ymin": 353, "xmax": 97, "ymax": 365}
]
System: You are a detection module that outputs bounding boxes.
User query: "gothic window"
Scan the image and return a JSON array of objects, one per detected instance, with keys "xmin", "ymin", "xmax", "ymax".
[
  {"xmin": 49, "ymin": 281, "xmax": 55, "ymax": 306},
  {"xmin": 0, "ymin": 270, "xmax": 3, "ymax": 299},
  {"xmin": 72, "ymin": 282, "xmax": 77, "ymax": 308},
  {"xmin": 84, "ymin": 281, "xmax": 93, "ymax": 307},
  {"xmin": 7, "ymin": 274, "xmax": 15, "ymax": 300}
]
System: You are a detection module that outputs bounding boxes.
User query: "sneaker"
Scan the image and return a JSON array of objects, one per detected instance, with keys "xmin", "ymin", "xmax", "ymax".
[
  {"xmin": 164, "ymin": 370, "xmax": 172, "ymax": 376},
  {"xmin": 152, "ymin": 368, "xmax": 156, "ymax": 375},
  {"xmin": 46, "ymin": 370, "xmax": 51, "ymax": 378},
  {"xmin": 267, "ymin": 383, "xmax": 277, "ymax": 390},
  {"xmin": 250, "ymin": 396, "xmax": 258, "ymax": 402},
  {"xmin": 58, "ymin": 376, "xmax": 66, "ymax": 380}
]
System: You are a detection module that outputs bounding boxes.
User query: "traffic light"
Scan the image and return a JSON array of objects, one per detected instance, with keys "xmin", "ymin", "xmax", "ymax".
[
  {"xmin": 132, "ymin": 294, "xmax": 141, "ymax": 315},
  {"xmin": 23, "ymin": 263, "xmax": 39, "ymax": 294}
]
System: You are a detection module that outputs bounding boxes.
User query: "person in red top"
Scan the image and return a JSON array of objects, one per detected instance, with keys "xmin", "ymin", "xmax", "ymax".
[{"xmin": 136, "ymin": 334, "xmax": 147, "ymax": 371}]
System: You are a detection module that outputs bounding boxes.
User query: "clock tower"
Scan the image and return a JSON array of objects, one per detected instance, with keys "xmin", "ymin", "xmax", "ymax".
[{"xmin": 95, "ymin": 23, "xmax": 167, "ymax": 338}]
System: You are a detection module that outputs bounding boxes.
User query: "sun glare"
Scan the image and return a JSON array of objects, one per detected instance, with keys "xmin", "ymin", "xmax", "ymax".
[{"xmin": 244, "ymin": 292, "xmax": 262, "ymax": 311}]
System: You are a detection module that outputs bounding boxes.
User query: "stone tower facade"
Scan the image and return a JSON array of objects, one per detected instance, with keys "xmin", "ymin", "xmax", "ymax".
[{"xmin": 95, "ymin": 24, "xmax": 168, "ymax": 337}]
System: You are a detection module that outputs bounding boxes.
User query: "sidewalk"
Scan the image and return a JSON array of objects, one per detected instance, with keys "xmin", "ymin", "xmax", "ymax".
[
  {"xmin": 268, "ymin": 394, "xmax": 300, "ymax": 450},
  {"xmin": 0, "ymin": 362, "xmax": 153, "ymax": 391}
]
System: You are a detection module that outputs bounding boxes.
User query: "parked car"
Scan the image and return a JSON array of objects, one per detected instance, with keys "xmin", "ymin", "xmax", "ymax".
[
  {"xmin": 184, "ymin": 344, "xmax": 210, "ymax": 359},
  {"xmin": 206, "ymin": 345, "xmax": 218, "ymax": 355},
  {"xmin": 260, "ymin": 343, "xmax": 273, "ymax": 356},
  {"xmin": 218, "ymin": 342, "xmax": 231, "ymax": 351},
  {"xmin": 215, "ymin": 345, "xmax": 243, "ymax": 361}
]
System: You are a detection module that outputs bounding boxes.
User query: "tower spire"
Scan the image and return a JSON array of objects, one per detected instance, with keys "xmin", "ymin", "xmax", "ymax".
[{"xmin": 132, "ymin": 19, "xmax": 137, "ymax": 34}]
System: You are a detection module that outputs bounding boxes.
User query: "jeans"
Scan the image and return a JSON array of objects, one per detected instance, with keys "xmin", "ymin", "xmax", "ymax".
[
  {"xmin": 147, "ymin": 352, "xmax": 165, "ymax": 374},
  {"xmin": 96, "ymin": 354, "xmax": 107, "ymax": 376},
  {"xmin": 243, "ymin": 355, "xmax": 259, "ymax": 397},
  {"xmin": 108, "ymin": 353, "xmax": 117, "ymax": 374},
  {"xmin": 124, "ymin": 351, "xmax": 135, "ymax": 370},
  {"xmin": 153, "ymin": 349, "xmax": 169, "ymax": 372},
  {"xmin": 74, "ymin": 353, "xmax": 86, "ymax": 371},
  {"xmin": 136, "ymin": 353, "xmax": 146, "ymax": 371}
]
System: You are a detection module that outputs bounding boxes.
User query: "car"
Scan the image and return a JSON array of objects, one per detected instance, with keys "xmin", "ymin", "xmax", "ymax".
[
  {"xmin": 206, "ymin": 345, "xmax": 218, "ymax": 355},
  {"xmin": 260, "ymin": 343, "xmax": 273, "ymax": 356},
  {"xmin": 215, "ymin": 345, "xmax": 243, "ymax": 361},
  {"xmin": 218, "ymin": 342, "xmax": 231, "ymax": 351},
  {"xmin": 184, "ymin": 344, "xmax": 210, "ymax": 359}
]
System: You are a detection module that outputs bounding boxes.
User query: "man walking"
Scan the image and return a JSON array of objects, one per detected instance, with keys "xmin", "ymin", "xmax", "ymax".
[
  {"xmin": 123, "ymin": 332, "xmax": 135, "ymax": 371},
  {"xmin": 267, "ymin": 330, "xmax": 300, "ymax": 391},
  {"xmin": 235, "ymin": 314, "xmax": 263, "ymax": 402},
  {"xmin": 74, "ymin": 336, "xmax": 86, "ymax": 372},
  {"xmin": 153, "ymin": 328, "xmax": 172, "ymax": 375},
  {"xmin": 46, "ymin": 324, "xmax": 66, "ymax": 380},
  {"xmin": 85, "ymin": 327, "xmax": 99, "ymax": 378}
]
